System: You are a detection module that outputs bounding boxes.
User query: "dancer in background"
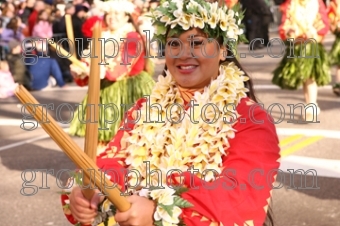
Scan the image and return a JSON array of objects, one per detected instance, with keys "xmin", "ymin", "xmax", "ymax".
[
  {"xmin": 69, "ymin": 0, "xmax": 155, "ymax": 153},
  {"xmin": 272, "ymin": 0, "xmax": 330, "ymax": 121},
  {"xmin": 328, "ymin": 0, "xmax": 340, "ymax": 96}
]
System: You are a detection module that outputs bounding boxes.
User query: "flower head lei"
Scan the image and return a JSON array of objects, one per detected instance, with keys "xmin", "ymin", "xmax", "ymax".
[{"xmin": 148, "ymin": 0, "xmax": 247, "ymax": 46}]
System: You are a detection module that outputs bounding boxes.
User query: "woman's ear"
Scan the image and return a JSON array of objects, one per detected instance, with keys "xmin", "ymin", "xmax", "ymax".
[{"xmin": 219, "ymin": 45, "xmax": 227, "ymax": 61}]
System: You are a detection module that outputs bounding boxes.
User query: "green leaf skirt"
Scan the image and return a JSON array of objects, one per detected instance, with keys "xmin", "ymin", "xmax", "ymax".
[
  {"xmin": 329, "ymin": 33, "xmax": 340, "ymax": 66},
  {"xmin": 272, "ymin": 42, "xmax": 331, "ymax": 90},
  {"xmin": 69, "ymin": 70, "xmax": 155, "ymax": 143}
]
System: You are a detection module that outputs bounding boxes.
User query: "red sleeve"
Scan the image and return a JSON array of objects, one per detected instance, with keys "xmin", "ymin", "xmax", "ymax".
[
  {"xmin": 279, "ymin": 0, "xmax": 291, "ymax": 40},
  {"xmin": 82, "ymin": 16, "xmax": 103, "ymax": 38},
  {"xmin": 105, "ymin": 32, "xmax": 145, "ymax": 81},
  {"xmin": 175, "ymin": 98, "xmax": 281, "ymax": 226},
  {"xmin": 28, "ymin": 11, "xmax": 38, "ymax": 36},
  {"xmin": 317, "ymin": 0, "xmax": 330, "ymax": 36}
]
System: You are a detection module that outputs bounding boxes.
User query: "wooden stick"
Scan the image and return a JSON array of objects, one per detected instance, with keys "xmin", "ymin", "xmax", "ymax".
[
  {"xmin": 14, "ymin": 85, "xmax": 131, "ymax": 212},
  {"xmin": 82, "ymin": 21, "xmax": 102, "ymax": 200},
  {"xmin": 48, "ymin": 41, "xmax": 88, "ymax": 72},
  {"xmin": 65, "ymin": 14, "xmax": 77, "ymax": 59}
]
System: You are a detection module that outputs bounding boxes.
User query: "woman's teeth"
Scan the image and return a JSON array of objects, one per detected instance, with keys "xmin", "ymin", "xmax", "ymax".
[{"xmin": 179, "ymin": 65, "xmax": 196, "ymax": 69}]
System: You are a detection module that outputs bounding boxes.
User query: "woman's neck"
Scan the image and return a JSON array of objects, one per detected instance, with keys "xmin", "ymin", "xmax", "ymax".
[{"xmin": 176, "ymin": 85, "xmax": 205, "ymax": 105}]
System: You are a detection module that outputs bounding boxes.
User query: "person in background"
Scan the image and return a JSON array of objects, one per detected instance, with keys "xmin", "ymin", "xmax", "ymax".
[
  {"xmin": 16, "ymin": 0, "xmax": 27, "ymax": 18},
  {"xmin": 328, "ymin": 0, "xmax": 340, "ymax": 96},
  {"xmin": 20, "ymin": 0, "xmax": 35, "ymax": 24},
  {"xmin": 240, "ymin": 0, "xmax": 273, "ymax": 48},
  {"xmin": 6, "ymin": 39, "xmax": 32, "ymax": 91},
  {"xmin": 53, "ymin": 3, "xmax": 75, "ymax": 34},
  {"xmin": 32, "ymin": 8, "xmax": 53, "ymax": 53},
  {"xmin": 1, "ymin": 2, "xmax": 15, "ymax": 28},
  {"xmin": 68, "ymin": 0, "xmax": 155, "ymax": 153},
  {"xmin": 0, "ymin": 60, "xmax": 17, "ymax": 99},
  {"xmin": 72, "ymin": 4, "xmax": 89, "ymax": 59},
  {"xmin": 27, "ymin": 55, "xmax": 66, "ymax": 91},
  {"xmin": 1, "ymin": 16, "xmax": 25, "ymax": 47},
  {"xmin": 27, "ymin": 0, "xmax": 45, "ymax": 36},
  {"xmin": 273, "ymin": 0, "xmax": 330, "ymax": 121}
]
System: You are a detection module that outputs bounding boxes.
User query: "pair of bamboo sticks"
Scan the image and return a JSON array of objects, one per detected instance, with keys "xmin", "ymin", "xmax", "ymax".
[{"xmin": 15, "ymin": 15, "xmax": 130, "ymax": 219}]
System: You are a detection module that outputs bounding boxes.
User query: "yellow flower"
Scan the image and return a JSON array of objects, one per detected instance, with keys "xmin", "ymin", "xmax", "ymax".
[
  {"xmin": 154, "ymin": 205, "xmax": 182, "ymax": 224},
  {"xmin": 150, "ymin": 187, "xmax": 176, "ymax": 205},
  {"xmin": 101, "ymin": 199, "xmax": 113, "ymax": 212},
  {"xmin": 219, "ymin": 13, "xmax": 228, "ymax": 32},
  {"xmin": 208, "ymin": 14, "xmax": 218, "ymax": 29},
  {"xmin": 160, "ymin": 15, "xmax": 171, "ymax": 24}
]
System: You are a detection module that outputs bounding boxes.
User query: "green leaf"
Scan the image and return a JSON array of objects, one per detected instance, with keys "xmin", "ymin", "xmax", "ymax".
[
  {"xmin": 158, "ymin": 203, "xmax": 174, "ymax": 217},
  {"xmin": 154, "ymin": 220, "xmax": 163, "ymax": 226},
  {"xmin": 173, "ymin": 196, "xmax": 194, "ymax": 208},
  {"xmin": 174, "ymin": 186, "xmax": 189, "ymax": 196}
]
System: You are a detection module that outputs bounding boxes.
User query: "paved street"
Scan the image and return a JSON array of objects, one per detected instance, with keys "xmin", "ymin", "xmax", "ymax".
[{"xmin": 0, "ymin": 32, "xmax": 339, "ymax": 226}]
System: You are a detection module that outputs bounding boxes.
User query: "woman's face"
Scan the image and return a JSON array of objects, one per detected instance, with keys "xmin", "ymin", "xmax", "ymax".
[
  {"xmin": 165, "ymin": 28, "xmax": 225, "ymax": 89},
  {"xmin": 41, "ymin": 11, "xmax": 48, "ymax": 20},
  {"xmin": 105, "ymin": 10, "xmax": 129, "ymax": 31}
]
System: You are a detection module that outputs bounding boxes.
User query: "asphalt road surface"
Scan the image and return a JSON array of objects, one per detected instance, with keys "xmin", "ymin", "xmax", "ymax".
[{"xmin": 0, "ymin": 32, "xmax": 339, "ymax": 226}]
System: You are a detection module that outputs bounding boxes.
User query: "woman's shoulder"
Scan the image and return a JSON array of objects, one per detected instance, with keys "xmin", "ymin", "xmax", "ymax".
[
  {"xmin": 126, "ymin": 31, "xmax": 143, "ymax": 40},
  {"xmin": 235, "ymin": 97, "xmax": 278, "ymax": 129}
]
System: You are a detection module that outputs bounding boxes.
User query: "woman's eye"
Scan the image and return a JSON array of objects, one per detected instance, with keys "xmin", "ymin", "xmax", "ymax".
[
  {"xmin": 168, "ymin": 40, "xmax": 180, "ymax": 47},
  {"xmin": 193, "ymin": 40, "xmax": 203, "ymax": 46}
]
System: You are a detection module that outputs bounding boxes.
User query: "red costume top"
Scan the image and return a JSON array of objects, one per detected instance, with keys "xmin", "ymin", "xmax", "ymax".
[
  {"xmin": 61, "ymin": 93, "xmax": 281, "ymax": 226},
  {"xmin": 279, "ymin": 0, "xmax": 329, "ymax": 41},
  {"xmin": 72, "ymin": 24, "xmax": 147, "ymax": 87}
]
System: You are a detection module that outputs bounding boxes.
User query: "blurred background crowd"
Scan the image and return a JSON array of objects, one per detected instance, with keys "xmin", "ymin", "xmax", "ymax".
[
  {"xmin": 0, "ymin": 0, "xmax": 164, "ymax": 95},
  {"xmin": 0, "ymin": 0, "xmax": 332, "ymax": 97}
]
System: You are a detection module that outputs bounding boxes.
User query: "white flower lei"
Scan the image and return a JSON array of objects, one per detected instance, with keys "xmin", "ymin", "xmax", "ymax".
[
  {"xmin": 122, "ymin": 62, "xmax": 249, "ymax": 225},
  {"xmin": 66, "ymin": 62, "xmax": 250, "ymax": 226}
]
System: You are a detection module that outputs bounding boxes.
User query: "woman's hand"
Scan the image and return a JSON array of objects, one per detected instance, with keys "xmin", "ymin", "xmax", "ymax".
[
  {"xmin": 70, "ymin": 62, "xmax": 89, "ymax": 79},
  {"xmin": 114, "ymin": 195, "xmax": 156, "ymax": 226},
  {"xmin": 68, "ymin": 186, "xmax": 104, "ymax": 225}
]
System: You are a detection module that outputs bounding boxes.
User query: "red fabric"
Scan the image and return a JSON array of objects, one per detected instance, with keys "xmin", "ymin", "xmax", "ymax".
[
  {"xmin": 61, "ymin": 97, "xmax": 280, "ymax": 226},
  {"xmin": 82, "ymin": 16, "xmax": 103, "ymax": 38},
  {"xmin": 317, "ymin": 0, "xmax": 330, "ymax": 36},
  {"xmin": 102, "ymin": 31, "xmax": 145, "ymax": 82},
  {"xmin": 71, "ymin": 31, "xmax": 145, "ymax": 86},
  {"xmin": 28, "ymin": 10, "xmax": 38, "ymax": 37},
  {"xmin": 73, "ymin": 76, "xmax": 89, "ymax": 87}
]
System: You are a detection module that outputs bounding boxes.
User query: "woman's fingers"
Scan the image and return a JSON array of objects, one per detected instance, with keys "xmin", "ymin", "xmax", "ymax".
[{"xmin": 69, "ymin": 187, "xmax": 98, "ymax": 224}]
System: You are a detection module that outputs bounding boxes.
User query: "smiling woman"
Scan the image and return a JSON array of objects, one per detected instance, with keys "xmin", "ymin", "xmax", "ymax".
[{"xmin": 60, "ymin": 1, "xmax": 281, "ymax": 226}]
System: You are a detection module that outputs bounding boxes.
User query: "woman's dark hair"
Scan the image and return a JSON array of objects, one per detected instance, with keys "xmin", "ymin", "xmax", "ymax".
[{"xmin": 6, "ymin": 17, "xmax": 19, "ymax": 37}]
